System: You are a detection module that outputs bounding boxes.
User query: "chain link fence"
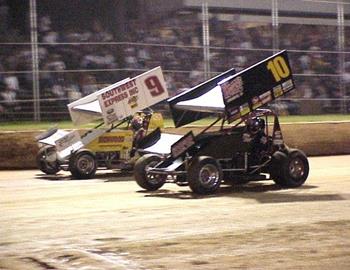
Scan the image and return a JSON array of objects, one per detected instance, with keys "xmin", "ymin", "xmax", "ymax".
[{"xmin": 0, "ymin": 0, "xmax": 349, "ymax": 122}]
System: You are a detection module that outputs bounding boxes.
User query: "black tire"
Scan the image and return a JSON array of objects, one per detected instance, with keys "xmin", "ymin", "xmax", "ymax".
[
  {"xmin": 134, "ymin": 154, "xmax": 165, "ymax": 191},
  {"xmin": 36, "ymin": 145, "xmax": 60, "ymax": 175},
  {"xmin": 271, "ymin": 149, "xmax": 309, "ymax": 188},
  {"xmin": 188, "ymin": 156, "xmax": 222, "ymax": 195},
  {"xmin": 268, "ymin": 151, "xmax": 288, "ymax": 185},
  {"xmin": 69, "ymin": 150, "xmax": 97, "ymax": 179}
]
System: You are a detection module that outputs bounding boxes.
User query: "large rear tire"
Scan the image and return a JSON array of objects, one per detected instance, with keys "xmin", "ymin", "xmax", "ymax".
[
  {"xmin": 134, "ymin": 154, "xmax": 165, "ymax": 191},
  {"xmin": 188, "ymin": 156, "xmax": 222, "ymax": 195},
  {"xmin": 69, "ymin": 150, "xmax": 97, "ymax": 179},
  {"xmin": 269, "ymin": 151, "xmax": 287, "ymax": 184},
  {"xmin": 270, "ymin": 149, "xmax": 309, "ymax": 188},
  {"xmin": 36, "ymin": 146, "xmax": 60, "ymax": 175}
]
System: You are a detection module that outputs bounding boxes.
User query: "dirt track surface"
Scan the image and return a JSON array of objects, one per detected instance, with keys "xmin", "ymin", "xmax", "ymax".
[{"xmin": 1, "ymin": 155, "xmax": 350, "ymax": 269}]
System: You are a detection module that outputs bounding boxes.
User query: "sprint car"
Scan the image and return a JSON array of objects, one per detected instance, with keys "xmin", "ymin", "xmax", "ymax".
[
  {"xmin": 134, "ymin": 51, "xmax": 309, "ymax": 194},
  {"xmin": 36, "ymin": 67, "xmax": 169, "ymax": 179}
]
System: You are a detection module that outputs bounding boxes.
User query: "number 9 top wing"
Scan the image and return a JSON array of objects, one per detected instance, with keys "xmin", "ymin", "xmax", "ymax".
[
  {"xmin": 218, "ymin": 50, "xmax": 295, "ymax": 121},
  {"xmin": 139, "ymin": 67, "xmax": 168, "ymax": 106},
  {"xmin": 98, "ymin": 66, "xmax": 169, "ymax": 125}
]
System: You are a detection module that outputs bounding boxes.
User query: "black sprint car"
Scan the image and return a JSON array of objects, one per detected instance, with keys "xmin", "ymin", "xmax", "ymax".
[{"xmin": 134, "ymin": 51, "xmax": 309, "ymax": 194}]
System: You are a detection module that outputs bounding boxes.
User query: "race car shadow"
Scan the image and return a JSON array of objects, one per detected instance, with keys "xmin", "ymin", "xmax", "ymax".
[
  {"xmin": 36, "ymin": 173, "xmax": 72, "ymax": 181},
  {"xmin": 142, "ymin": 182, "xmax": 346, "ymax": 203},
  {"xmin": 36, "ymin": 170, "xmax": 133, "ymax": 182}
]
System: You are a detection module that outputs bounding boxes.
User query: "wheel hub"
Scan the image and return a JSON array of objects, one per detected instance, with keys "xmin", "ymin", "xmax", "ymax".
[
  {"xmin": 146, "ymin": 161, "xmax": 164, "ymax": 185},
  {"xmin": 289, "ymin": 157, "xmax": 305, "ymax": 178},
  {"xmin": 199, "ymin": 164, "xmax": 219, "ymax": 187},
  {"xmin": 77, "ymin": 156, "xmax": 95, "ymax": 174}
]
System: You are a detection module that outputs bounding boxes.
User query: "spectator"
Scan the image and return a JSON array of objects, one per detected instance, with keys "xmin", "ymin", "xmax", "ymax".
[
  {"xmin": 42, "ymin": 31, "xmax": 60, "ymax": 44},
  {"xmin": 0, "ymin": 6, "xmax": 346, "ymax": 120},
  {"xmin": 0, "ymin": 81, "xmax": 21, "ymax": 120},
  {"xmin": 90, "ymin": 20, "xmax": 113, "ymax": 42},
  {"xmin": 79, "ymin": 74, "xmax": 98, "ymax": 96}
]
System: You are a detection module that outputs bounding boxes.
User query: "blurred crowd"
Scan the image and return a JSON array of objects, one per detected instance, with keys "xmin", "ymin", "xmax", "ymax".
[{"xmin": 0, "ymin": 1, "xmax": 349, "ymax": 120}]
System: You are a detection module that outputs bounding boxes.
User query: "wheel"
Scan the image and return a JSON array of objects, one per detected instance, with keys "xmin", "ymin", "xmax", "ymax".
[
  {"xmin": 36, "ymin": 145, "xmax": 60, "ymax": 175},
  {"xmin": 134, "ymin": 154, "xmax": 165, "ymax": 191},
  {"xmin": 188, "ymin": 156, "xmax": 222, "ymax": 195},
  {"xmin": 69, "ymin": 150, "xmax": 97, "ymax": 179},
  {"xmin": 271, "ymin": 149, "xmax": 309, "ymax": 188}
]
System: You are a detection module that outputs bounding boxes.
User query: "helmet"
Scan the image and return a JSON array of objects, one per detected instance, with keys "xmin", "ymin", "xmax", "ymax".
[
  {"xmin": 247, "ymin": 117, "xmax": 265, "ymax": 134},
  {"xmin": 131, "ymin": 115, "xmax": 143, "ymax": 131}
]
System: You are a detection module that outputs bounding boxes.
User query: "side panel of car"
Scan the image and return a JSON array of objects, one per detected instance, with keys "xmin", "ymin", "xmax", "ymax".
[
  {"xmin": 86, "ymin": 130, "xmax": 133, "ymax": 152},
  {"xmin": 195, "ymin": 128, "xmax": 249, "ymax": 159}
]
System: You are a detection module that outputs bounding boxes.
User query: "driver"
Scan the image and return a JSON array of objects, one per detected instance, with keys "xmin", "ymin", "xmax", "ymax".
[
  {"xmin": 244, "ymin": 117, "xmax": 268, "ymax": 162},
  {"xmin": 131, "ymin": 113, "xmax": 146, "ymax": 144},
  {"xmin": 131, "ymin": 114, "xmax": 143, "ymax": 132}
]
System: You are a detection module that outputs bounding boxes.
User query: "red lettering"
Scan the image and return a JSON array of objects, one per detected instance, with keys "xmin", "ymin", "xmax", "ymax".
[
  {"xmin": 144, "ymin": 76, "xmax": 165, "ymax": 97},
  {"xmin": 104, "ymin": 92, "xmax": 129, "ymax": 107},
  {"xmin": 98, "ymin": 136, "xmax": 125, "ymax": 143},
  {"xmin": 129, "ymin": 87, "xmax": 138, "ymax": 96}
]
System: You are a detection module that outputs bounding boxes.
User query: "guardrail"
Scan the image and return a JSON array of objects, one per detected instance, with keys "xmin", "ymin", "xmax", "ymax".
[{"xmin": 0, "ymin": 121, "xmax": 349, "ymax": 170}]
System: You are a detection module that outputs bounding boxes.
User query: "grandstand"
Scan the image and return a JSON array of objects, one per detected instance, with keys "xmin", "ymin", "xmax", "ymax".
[{"xmin": 0, "ymin": 0, "xmax": 349, "ymax": 121}]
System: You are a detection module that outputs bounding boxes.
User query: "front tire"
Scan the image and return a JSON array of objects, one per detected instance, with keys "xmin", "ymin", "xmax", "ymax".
[
  {"xmin": 134, "ymin": 154, "xmax": 165, "ymax": 191},
  {"xmin": 36, "ymin": 146, "xmax": 60, "ymax": 175},
  {"xmin": 69, "ymin": 150, "xmax": 97, "ymax": 179},
  {"xmin": 188, "ymin": 156, "xmax": 222, "ymax": 195}
]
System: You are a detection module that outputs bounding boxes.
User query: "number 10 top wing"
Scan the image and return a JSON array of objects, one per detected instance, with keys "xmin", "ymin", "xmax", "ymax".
[
  {"xmin": 219, "ymin": 50, "xmax": 295, "ymax": 121},
  {"xmin": 168, "ymin": 50, "xmax": 295, "ymax": 126}
]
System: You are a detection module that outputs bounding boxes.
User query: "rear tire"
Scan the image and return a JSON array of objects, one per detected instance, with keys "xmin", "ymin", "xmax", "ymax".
[
  {"xmin": 36, "ymin": 146, "xmax": 60, "ymax": 175},
  {"xmin": 270, "ymin": 149, "xmax": 309, "ymax": 187},
  {"xmin": 269, "ymin": 151, "xmax": 287, "ymax": 185},
  {"xmin": 69, "ymin": 150, "xmax": 97, "ymax": 179},
  {"xmin": 188, "ymin": 156, "xmax": 222, "ymax": 195},
  {"xmin": 134, "ymin": 154, "xmax": 165, "ymax": 191}
]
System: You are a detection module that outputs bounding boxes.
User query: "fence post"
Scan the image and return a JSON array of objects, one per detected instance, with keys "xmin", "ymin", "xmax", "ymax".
[
  {"xmin": 202, "ymin": 2, "xmax": 210, "ymax": 80},
  {"xmin": 30, "ymin": 0, "xmax": 40, "ymax": 121},
  {"xmin": 272, "ymin": 0, "xmax": 279, "ymax": 54},
  {"xmin": 337, "ymin": 2, "xmax": 346, "ymax": 114}
]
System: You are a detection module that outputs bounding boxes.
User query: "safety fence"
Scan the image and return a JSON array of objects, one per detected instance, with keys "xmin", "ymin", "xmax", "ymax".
[{"xmin": 0, "ymin": 0, "xmax": 349, "ymax": 122}]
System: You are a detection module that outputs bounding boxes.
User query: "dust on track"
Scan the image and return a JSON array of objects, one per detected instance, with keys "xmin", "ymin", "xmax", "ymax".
[{"xmin": 0, "ymin": 155, "xmax": 349, "ymax": 269}]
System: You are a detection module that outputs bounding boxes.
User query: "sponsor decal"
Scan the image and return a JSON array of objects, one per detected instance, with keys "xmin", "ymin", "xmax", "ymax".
[
  {"xmin": 226, "ymin": 106, "xmax": 240, "ymax": 122},
  {"xmin": 282, "ymin": 79, "xmax": 294, "ymax": 92},
  {"xmin": 128, "ymin": 95, "xmax": 138, "ymax": 108},
  {"xmin": 221, "ymin": 76, "xmax": 244, "ymax": 103},
  {"xmin": 98, "ymin": 136, "xmax": 125, "ymax": 143},
  {"xmin": 103, "ymin": 91, "xmax": 129, "ymax": 108},
  {"xmin": 56, "ymin": 133, "xmax": 76, "ymax": 149},
  {"xmin": 171, "ymin": 132, "xmax": 195, "ymax": 159},
  {"xmin": 106, "ymin": 107, "xmax": 119, "ymax": 122},
  {"xmin": 101, "ymin": 79, "xmax": 137, "ymax": 108},
  {"xmin": 273, "ymin": 131, "xmax": 284, "ymax": 145},
  {"xmin": 101, "ymin": 79, "xmax": 136, "ymax": 100},
  {"xmin": 107, "ymin": 113, "xmax": 118, "ymax": 123},
  {"xmin": 272, "ymin": 116, "xmax": 284, "ymax": 145},
  {"xmin": 273, "ymin": 85, "xmax": 283, "ymax": 98},
  {"xmin": 55, "ymin": 130, "xmax": 81, "ymax": 152},
  {"xmin": 240, "ymin": 102, "xmax": 250, "ymax": 117},
  {"xmin": 259, "ymin": 91, "xmax": 273, "ymax": 104}
]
